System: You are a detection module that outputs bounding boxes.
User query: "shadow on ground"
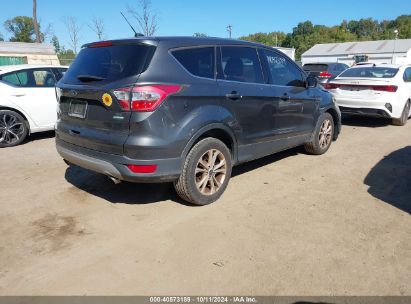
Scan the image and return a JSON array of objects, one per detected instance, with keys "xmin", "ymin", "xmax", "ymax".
[
  {"xmin": 65, "ymin": 165, "xmax": 185, "ymax": 205},
  {"xmin": 364, "ymin": 146, "xmax": 411, "ymax": 214},
  {"xmin": 64, "ymin": 147, "xmax": 301, "ymax": 205},
  {"xmin": 341, "ymin": 114, "xmax": 391, "ymax": 128},
  {"xmin": 25, "ymin": 130, "xmax": 55, "ymax": 144}
]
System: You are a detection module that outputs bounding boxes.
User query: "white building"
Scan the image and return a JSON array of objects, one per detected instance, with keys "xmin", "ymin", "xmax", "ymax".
[
  {"xmin": 302, "ymin": 39, "xmax": 411, "ymax": 66},
  {"xmin": 0, "ymin": 42, "xmax": 60, "ymax": 66}
]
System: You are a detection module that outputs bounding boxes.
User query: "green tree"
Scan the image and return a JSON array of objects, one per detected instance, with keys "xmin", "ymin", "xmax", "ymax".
[
  {"xmin": 57, "ymin": 47, "xmax": 76, "ymax": 65},
  {"xmin": 0, "ymin": 33, "xmax": 4, "ymax": 41},
  {"xmin": 394, "ymin": 15, "xmax": 411, "ymax": 39},
  {"xmin": 239, "ymin": 31, "xmax": 286, "ymax": 46},
  {"xmin": 4, "ymin": 16, "xmax": 37, "ymax": 42},
  {"xmin": 194, "ymin": 32, "xmax": 208, "ymax": 37},
  {"xmin": 51, "ymin": 35, "xmax": 60, "ymax": 53}
]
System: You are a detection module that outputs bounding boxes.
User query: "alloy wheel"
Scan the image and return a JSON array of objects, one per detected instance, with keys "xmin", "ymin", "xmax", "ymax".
[
  {"xmin": 195, "ymin": 149, "xmax": 227, "ymax": 195},
  {"xmin": 0, "ymin": 113, "xmax": 24, "ymax": 145},
  {"xmin": 319, "ymin": 119, "xmax": 333, "ymax": 149}
]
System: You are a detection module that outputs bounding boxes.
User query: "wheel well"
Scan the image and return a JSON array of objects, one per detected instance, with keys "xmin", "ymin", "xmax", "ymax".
[
  {"xmin": 0, "ymin": 106, "xmax": 30, "ymax": 133},
  {"xmin": 325, "ymin": 108, "xmax": 340, "ymax": 140},
  {"xmin": 195, "ymin": 128, "xmax": 235, "ymax": 157}
]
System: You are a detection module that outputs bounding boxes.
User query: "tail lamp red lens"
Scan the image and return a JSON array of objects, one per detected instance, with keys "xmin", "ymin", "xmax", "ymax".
[
  {"xmin": 112, "ymin": 85, "xmax": 181, "ymax": 112},
  {"xmin": 318, "ymin": 71, "xmax": 333, "ymax": 78},
  {"xmin": 89, "ymin": 41, "xmax": 113, "ymax": 48},
  {"xmin": 126, "ymin": 164, "xmax": 157, "ymax": 174},
  {"xmin": 323, "ymin": 83, "xmax": 397, "ymax": 92}
]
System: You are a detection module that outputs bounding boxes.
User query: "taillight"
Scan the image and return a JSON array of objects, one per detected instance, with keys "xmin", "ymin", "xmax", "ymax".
[
  {"xmin": 323, "ymin": 83, "xmax": 339, "ymax": 90},
  {"xmin": 126, "ymin": 164, "xmax": 157, "ymax": 173},
  {"xmin": 319, "ymin": 71, "xmax": 333, "ymax": 78},
  {"xmin": 372, "ymin": 85, "xmax": 398, "ymax": 92},
  {"xmin": 89, "ymin": 41, "xmax": 113, "ymax": 48},
  {"xmin": 112, "ymin": 85, "xmax": 181, "ymax": 112}
]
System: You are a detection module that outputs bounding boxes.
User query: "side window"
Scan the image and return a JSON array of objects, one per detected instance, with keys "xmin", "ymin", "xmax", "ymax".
[
  {"xmin": 403, "ymin": 68, "xmax": 411, "ymax": 82},
  {"xmin": 172, "ymin": 47, "xmax": 215, "ymax": 79},
  {"xmin": 263, "ymin": 49, "xmax": 304, "ymax": 87},
  {"xmin": 219, "ymin": 46, "xmax": 264, "ymax": 84},
  {"xmin": 0, "ymin": 72, "xmax": 21, "ymax": 86},
  {"xmin": 52, "ymin": 68, "xmax": 67, "ymax": 81},
  {"xmin": 32, "ymin": 69, "xmax": 56, "ymax": 87}
]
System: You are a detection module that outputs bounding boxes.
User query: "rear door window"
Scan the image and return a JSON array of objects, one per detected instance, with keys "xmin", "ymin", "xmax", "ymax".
[
  {"xmin": 219, "ymin": 46, "xmax": 264, "ymax": 84},
  {"xmin": 403, "ymin": 68, "xmax": 411, "ymax": 82},
  {"xmin": 172, "ymin": 47, "xmax": 215, "ymax": 79},
  {"xmin": 0, "ymin": 69, "xmax": 56, "ymax": 87},
  {"xmin": 0, "ymin": 72, "xmax": 20, "ymax": 86},
  {"xmin": 62, "ymin": 44, "xmax": 156, "ymax": 84}
]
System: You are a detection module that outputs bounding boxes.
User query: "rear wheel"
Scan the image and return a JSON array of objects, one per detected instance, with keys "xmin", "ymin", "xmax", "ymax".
[
  {"xmin": 304, "ymin": 113, "xmax": 334, "ymax": 155},
  {"xmin": 392, "ymin": 101, "xmax": 410, "ymax": 126},
  {"xmin": 174, "ymin": 138, "xmax": 232, "ymax": 205},
  {"xmin": 0, "ymin": 110, "xmax": 28, "ymax": 148}
]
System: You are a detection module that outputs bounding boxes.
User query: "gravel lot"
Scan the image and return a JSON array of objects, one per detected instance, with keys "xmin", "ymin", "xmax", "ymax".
[{"xmin": 0, "ymin": 116, "xmax": 410, "ymax": 296}]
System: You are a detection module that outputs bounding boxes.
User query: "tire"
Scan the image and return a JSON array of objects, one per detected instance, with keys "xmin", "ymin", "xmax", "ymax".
[
  {"xmin": 174, "ymin": 138, "xmax": 232, "ymax": 205},
  {"xmin": 304, "ymin": 112, "xmax": 334, "ymax": 155},
  {"xmin": 0, "ymin": 110, "xmax": 28, "ymax": 148},
  {"xmin": 392, "ymin": 101, "xmax": 410, "ymax": 126}
]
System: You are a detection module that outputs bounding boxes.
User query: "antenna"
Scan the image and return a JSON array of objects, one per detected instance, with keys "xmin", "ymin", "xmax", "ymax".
[{"xmin": 120, "ymin": 12, "xmax": 142, "ymax": 37}]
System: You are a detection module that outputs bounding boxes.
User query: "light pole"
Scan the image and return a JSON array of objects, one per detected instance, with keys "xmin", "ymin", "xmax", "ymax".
[
  {"xmin": 226, "ymin": 25, "xmax": 232, "ymax": 39},
  {"xmin": 391, "ymin": 29, "xmax": 399, "ymax": 64}
]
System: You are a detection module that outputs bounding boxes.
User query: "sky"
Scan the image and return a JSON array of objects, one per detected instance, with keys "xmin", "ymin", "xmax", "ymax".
[{"xmin": 0, "ymin": 0, "xmax": 410, "ymax": 49}]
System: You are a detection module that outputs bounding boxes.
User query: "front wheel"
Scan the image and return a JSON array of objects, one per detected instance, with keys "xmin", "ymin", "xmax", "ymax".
[
  {"xmin": 392, "ymin": 101, "xmax": 410, "ymax": 126},
  {"xmin": 0, "ymin": 110, "xmax": 28, "ymax": 148},
  {"xmin": 174, "ymin": 138, "xmax": 232, "ymax": 205},
  {"xmin": 304, "ymin": 112, "xmax": 334, "ymax": 155}
]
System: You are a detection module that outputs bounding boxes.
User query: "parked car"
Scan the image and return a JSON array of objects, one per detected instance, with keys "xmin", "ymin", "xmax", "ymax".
[
  {"xmin": 0, "ymin": 64, "xmax": 68, "ymax": 147},
  {"xmin": 303, "ymin": 62, "xmax": 349, "ymax": 84},
  {"xmin": 323, "ymin": 63, "xmax": 411, "ymax": 126},
  {"xmin": 55, "ymin": 37, "xmax": 341, "ymax": 205}
]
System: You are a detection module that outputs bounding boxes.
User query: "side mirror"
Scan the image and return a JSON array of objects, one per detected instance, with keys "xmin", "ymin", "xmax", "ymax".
[{"xmin": 305, "ymin": 75, "xmax": 317, "ymax": 88}]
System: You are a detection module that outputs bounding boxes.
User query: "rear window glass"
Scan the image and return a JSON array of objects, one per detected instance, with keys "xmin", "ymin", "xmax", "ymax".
[
  {"xmin": 339, "ymin": 67, "xmax": 399, "ymax": 78},
  {"xmin": 172, "ymin": 47, "xmax": 215, "ymax": 79},
  {"xmin": 0, "ymin": 72, "xmax": 20, "ymax": 86},
  {"xmin": 303, "ymin": 64, "xmax": 329, "ymax": 72},
  {"xmin": 62, "ymin": 44, "xmax": 155, "ymax": 84}
]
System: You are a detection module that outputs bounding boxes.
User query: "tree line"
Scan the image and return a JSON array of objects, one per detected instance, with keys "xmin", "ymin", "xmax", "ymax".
[
  {"xmin": 1, "ymin": 2, "xmax": 410, "ymax": 63},
  {"xmin": 239, "ymin": 15, "xmax": 411, "ymax": 60}
]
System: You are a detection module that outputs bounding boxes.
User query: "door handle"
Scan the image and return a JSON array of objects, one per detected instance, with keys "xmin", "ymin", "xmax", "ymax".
[
  {"xmin": 10, "ymin": 92, "xmax": 26, "ymax": 97},
  {"xmin": 280, "ymin": 94, "xmax": 290, "ymax": 101},
  {"xmin": 226, "ymin": 92, "xmax": 242, "ymax": 101},
  {"xmin": 69, "ymin": 129, "xmax": 80, "ymax": 135}
]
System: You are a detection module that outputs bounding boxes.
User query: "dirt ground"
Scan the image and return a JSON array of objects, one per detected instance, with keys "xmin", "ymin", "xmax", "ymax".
[{"xmin": 0, "ymin": 116, "xmax": 410, "ymax": 296}]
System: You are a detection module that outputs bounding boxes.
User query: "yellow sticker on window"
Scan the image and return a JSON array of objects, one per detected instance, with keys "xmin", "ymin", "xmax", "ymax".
[{"xmin": 102, "ymin": 93, "xmax": 112, "ymax": 107}]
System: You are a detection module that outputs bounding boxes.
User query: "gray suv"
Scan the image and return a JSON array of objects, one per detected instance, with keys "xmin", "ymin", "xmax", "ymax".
[{"xmin": 56, "ymin": 37, "xmax": 341, "ymax": 205}]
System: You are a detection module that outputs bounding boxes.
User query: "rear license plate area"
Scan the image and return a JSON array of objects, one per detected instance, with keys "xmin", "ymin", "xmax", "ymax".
[{"xmin": 68, "ymin": 100, "xmax": 88, "ymax": 118}]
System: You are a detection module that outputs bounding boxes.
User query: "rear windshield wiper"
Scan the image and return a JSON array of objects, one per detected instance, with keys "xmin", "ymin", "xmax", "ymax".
[{"xmin": 77, "ymin": 75, "xmax": 106, "ymax": 82}]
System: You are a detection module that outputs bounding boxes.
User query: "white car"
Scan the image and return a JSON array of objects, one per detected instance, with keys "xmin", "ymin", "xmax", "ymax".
[
  {"xmin": 0, "ymin": 64, "xmax": 67, "ymax": 147},
  {"xmin": 324, "ymin": 64, "xmax": 411, "ymax": 126}
]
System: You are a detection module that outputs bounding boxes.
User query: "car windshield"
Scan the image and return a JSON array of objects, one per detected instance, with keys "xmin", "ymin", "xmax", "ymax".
[{"xmin": 339, "ymin": 67, "xmax": 399, "ymax": 78}]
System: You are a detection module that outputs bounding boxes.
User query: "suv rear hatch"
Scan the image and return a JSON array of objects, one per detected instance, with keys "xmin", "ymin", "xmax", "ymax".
[{"xmin": 56, "ymin": 40, "xmax": 156, "ymax": 155}]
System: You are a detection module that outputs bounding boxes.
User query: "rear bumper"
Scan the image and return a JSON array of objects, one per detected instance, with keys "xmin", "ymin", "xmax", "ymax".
[
  {"xmin": 334, "ymin": 97, "xmax": 394, "ymax": 118},
  {"xmin": 56, "ymin": 138, "xmax": 181, "ymax": 183},
  {"xmin": 339, "ymin": 107, "xmax": 391, "ymax": 118}
]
